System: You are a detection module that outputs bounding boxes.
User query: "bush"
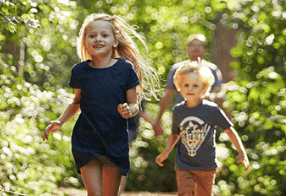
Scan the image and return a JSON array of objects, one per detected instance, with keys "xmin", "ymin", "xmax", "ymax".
[{"xmin": 0, "ymin": 57, "xmax": 81, "ymax": 195}]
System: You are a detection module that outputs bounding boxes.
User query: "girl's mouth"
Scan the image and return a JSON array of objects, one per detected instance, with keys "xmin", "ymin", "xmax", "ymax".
[{"xmin": 94, "ymin": 45, "xmax": 104, "ymax": 48}]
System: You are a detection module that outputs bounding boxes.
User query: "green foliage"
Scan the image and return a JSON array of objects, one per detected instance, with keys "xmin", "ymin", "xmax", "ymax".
[
  {"xmin": 0, "ymin": 0, "xmax": 41, "ymax": 34},
  {"xmin": 0, "ymin": 55, "xmax": 80, "ymax": 195},
  {"xmin": 1, "ymin": 0, "xmax": 286, "ymax": 195},
  {"xmin": 217, "ymin": 0, "xmax": 286, "ymax": 195},
  {"xmin": 127, "ymin": 103, "xmax": 177, "ymax": 192}
]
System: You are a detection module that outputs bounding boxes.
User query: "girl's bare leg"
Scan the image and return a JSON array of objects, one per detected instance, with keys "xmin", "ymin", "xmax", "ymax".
[
  {"xmin": 179, "ymin": 192, "xmax": 194, "ymax": 196},
  {"xmin": 118, "ymin": 176, "xmax": 127, "ymax": 196},
  {"xmin": 80, "ymin": 159, "xmax": 103, "ymax": 196},
  {"xmin": 102, "ymin": 161, "xmax": 122, "ymax": 196}
]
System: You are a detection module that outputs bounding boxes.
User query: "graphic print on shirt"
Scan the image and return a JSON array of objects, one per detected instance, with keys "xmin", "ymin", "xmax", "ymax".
[{"xmin": 179, "ymin": 116, "xmax": 211, "ymax": 157}]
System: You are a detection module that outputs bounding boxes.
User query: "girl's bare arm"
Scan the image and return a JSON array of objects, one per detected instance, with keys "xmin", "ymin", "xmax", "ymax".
[
  {"xmin": 118, "ymin": 86, "xmax": 139, "ymax": 118},
  {"xmin": 43, "ymin": 89, "xmax": 81, "ymax": 141}
]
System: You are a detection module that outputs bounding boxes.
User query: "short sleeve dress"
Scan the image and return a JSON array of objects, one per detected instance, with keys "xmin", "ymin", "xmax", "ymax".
[
  {"xmin": 68, "ymin": 58, "xmax": 140, "ymax": 176},
  {"xmin": 127, "ymin": 100, "xmax": 146, "ymax": 143}
]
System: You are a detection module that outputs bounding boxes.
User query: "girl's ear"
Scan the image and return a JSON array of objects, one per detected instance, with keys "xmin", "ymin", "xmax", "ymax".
[{"xmin": 113, "ymin": 40, "xmax": 118, "ymax": 47}]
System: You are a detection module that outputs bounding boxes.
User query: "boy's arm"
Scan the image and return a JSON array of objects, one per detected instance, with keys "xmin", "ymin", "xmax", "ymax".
[
  {"xmin": 224, "ymin": 127, "xmax": 249, "ymax": 171},
  {"xmin": 155, "ymin": 133, "xmax": 180, "ymax": 167}
]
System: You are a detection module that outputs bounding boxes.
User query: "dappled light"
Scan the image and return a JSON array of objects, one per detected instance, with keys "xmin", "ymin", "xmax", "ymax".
[{"xmin": 1, "ymin": 0, "xmax": 286, "ymax": 195}]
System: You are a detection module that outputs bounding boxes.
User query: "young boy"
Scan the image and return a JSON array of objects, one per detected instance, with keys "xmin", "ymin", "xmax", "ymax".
[
  {"xmin": 153, "ymin": 34, "xmax": 224, "ymax": 137},
  {"xmin": 155, "ymin": 61, "xmax": 249, "ymax": 196}
]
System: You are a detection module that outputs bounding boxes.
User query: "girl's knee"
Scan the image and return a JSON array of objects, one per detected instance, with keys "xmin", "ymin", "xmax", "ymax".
[
  {"xmin": 87, "ymin": 191, "xmax": 102, "ymax": 196},
  {"xmin": 179, "ymin": 191, "xmax": 194, "ymax": 196}
]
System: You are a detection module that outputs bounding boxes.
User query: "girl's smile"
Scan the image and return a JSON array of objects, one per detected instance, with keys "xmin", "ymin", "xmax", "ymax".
[{"xmin": 85, "ymin": 20, "xmax": 118, "ymax": 58}]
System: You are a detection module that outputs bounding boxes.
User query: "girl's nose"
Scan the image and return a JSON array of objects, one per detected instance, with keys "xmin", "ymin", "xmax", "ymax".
[{"xmin": 95, "ymin": 35, "xmax": 102, "ymax": 41}]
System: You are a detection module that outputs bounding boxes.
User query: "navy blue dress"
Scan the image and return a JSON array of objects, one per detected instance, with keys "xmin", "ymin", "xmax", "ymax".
[{"xmin": 69, "ymin": 58, "xmax": 140, "ymax": 176}]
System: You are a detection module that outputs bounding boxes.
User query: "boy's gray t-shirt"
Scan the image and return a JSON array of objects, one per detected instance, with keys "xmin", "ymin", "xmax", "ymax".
[
  {"xmin": 166, "ymin": 59, "xmax": 223, "ymax": 103},
  {"xmin": 172, "ymin": 100, "xmax": 233, "ymax": 170}
]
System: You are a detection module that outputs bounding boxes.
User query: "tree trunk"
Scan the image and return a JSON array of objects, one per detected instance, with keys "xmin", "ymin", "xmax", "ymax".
[{"xmin": 211, "ymin": 13, "xmax": 238, "ymax": 83}]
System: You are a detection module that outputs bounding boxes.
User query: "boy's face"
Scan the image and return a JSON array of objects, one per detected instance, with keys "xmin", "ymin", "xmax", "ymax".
[
  {"xmin": 186, "ymin": 39, "xmax": 206, "ymax": 61},
  {"xmin": 179, "ymin": 73, "xmax": 205, "ymax": 101}
]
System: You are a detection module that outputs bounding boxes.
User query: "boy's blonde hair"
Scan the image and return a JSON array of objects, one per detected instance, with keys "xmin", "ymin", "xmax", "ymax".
[
  {"xmin": 173, "ymin": 61, "xmax": 214, "ymax": 97},
  {"xmin": 77, "ymin": 13, "xmax": 160, "ymax": 101}
]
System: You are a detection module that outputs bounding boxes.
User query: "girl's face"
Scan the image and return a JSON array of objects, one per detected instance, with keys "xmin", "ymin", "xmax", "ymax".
[
  {"xmin": 85, "ymin": 20, "xmax": 118, "ymax": 58},
  {"xmin": 179, "ymin": 73, "xmax": 205, "ymax": 101}
]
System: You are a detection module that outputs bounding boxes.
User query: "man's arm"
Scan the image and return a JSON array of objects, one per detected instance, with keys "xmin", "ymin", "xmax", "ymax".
[
  {"xmin": 153, "ymin": 87, "xmax": 174, "ymax": 135},
  {"xmin": 156, "ymin": 87, "xmax": 174, "ymax": 122}
]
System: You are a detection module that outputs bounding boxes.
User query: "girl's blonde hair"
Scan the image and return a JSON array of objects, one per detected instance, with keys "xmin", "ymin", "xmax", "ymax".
[
  {"xmin": 77, "ymin": 13, "xmax": 160, "ymax": 101},
  {"xmin": 173, "ymin": 61, "xmax": 214, "ymax": 97}
]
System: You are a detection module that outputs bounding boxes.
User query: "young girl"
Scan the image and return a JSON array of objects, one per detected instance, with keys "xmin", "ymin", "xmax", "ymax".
[
  {"xmin": 155, "ymin": 61, "xmax": 249, "ymax": 196},
  {"xmin": 43, "ymin": 13, "xmax": 159, "ymax": 196}
]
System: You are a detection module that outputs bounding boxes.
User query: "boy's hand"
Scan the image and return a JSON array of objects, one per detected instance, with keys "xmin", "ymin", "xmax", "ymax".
[
  {"xmin": 237, "ymin": 151, "xmax": 249, "ymax": 171},
  {"xmin": 118, "ymin": 103, "xmax": 132, "ymax": 118},
  {"xmin": 155, "ymin": 150, "xmax": 169, "ymax": 167},
  {"xmin": 43, "ymin": 121, "xmax": 62, "ymax": 141}
]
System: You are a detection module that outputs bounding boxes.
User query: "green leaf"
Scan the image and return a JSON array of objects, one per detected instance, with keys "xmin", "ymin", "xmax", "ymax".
[{"xmin": 21, "ymin": 14, "xmax": 32, "ymax": 19}]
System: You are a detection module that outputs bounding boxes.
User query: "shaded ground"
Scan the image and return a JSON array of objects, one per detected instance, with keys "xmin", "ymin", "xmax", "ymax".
[{"xmin": 57, "ymin": 187, "xmax": 177, "ymax": 196}]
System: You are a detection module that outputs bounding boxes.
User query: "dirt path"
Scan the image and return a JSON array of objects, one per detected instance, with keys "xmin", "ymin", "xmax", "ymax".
[{"xmin": 57, "ymin": 187, "xmax": 177, "ymax": 196}]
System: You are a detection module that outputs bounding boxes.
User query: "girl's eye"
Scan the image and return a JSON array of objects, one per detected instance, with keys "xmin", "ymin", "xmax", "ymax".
[
  {"xmin": 102, "ymin": 34, "xmax": 108, "ymax": 37},
  {"xmin": 90, "ymin": 35, "xmax": 95, "ymax": 38}
]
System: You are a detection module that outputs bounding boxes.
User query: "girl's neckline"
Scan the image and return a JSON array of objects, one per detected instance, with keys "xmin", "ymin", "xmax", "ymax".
[{"xmin": 87, "ymin": 58, "xmax": 119, "ymax": 69}]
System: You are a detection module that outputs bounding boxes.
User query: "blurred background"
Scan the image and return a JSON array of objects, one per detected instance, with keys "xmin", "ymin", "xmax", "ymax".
[{"xmin": 1, "ymin": 0, "xmax": 286, "ymax": 195}]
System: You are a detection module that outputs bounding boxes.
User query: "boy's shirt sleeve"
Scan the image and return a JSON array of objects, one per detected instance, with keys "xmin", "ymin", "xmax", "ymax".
[{"xmin": 211, "ymin": 106, "xmax": 233, "ymax": 130}]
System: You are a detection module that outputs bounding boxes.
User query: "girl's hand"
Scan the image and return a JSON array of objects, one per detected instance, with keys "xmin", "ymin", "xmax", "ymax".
[
  {"xmin": 118, "ymin": 103, "xmax": 133, "ymax": 118},
  {"xmin": 155, "ymin": 150, "xmax": 169, "ymax": 167},
  {"xmin": 237, "ymin": 151, "xmax": 249, "ymax": 171},
  {"xmin": 43, "ymin": 121, "xmax": 62, "ymax": 141},
  {"xmin": 153, "ymin": 123, "xmax": 164, "ymax": 138}
]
